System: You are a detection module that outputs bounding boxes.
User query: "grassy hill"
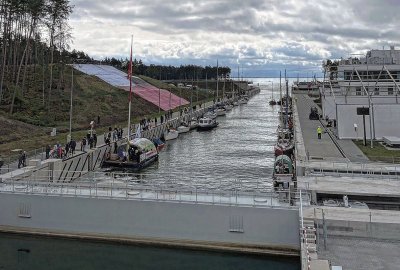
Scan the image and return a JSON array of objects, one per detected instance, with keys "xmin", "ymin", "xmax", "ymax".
[{"xmin": 0, "ymin": 66, "xmax": 227, "ymax": 157}]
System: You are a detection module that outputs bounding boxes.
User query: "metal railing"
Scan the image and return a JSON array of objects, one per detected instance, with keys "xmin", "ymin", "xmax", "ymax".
[
  {"xmin": 0, "ymin": 177, "xmax": 301, "ymax": 209},
  {"xmin": 300, "ymin": 160, "xmax": 400, "ymax": 179}
]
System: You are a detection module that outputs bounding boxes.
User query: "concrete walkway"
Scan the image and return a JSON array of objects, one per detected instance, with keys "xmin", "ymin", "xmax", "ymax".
[{"xmin": 294, "ymin": 94, "xmax": 369, "ymax": 163}]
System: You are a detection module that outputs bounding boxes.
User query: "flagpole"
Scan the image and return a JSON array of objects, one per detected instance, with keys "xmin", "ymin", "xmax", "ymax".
[{"xmin": 127, "ymin": 35, "xmax": 133, "ymax": 160}]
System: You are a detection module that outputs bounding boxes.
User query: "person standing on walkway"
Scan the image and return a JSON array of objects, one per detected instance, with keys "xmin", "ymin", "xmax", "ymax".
[
  {"xmin": 45, "ymin": 145, "xmax": 51, "ymax": 159},
  {"xmin": 317, "ymin": 126, "xmax": 322, "ymax": 140},
  {"xmin": 70, "ymin": 139, "xmax": 76, "ymax": 156},
  {"xmin": 81, "ymin": 137, "xmax": 86, "ymax": 152}
]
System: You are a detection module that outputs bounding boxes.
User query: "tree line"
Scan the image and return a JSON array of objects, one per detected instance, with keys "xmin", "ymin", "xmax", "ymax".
[
  {"xmin": 0, "ymin": 0, "xmax": 73, "ymax": 114},
  {"xmin": 101, "ymin": 57, "xmax": 232, "ymax": 81}
]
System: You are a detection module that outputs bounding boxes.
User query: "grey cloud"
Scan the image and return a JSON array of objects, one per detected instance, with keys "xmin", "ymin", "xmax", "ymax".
[{"xmin": 69, "ymin": 0, "xmax": 400, "ymax": 76}]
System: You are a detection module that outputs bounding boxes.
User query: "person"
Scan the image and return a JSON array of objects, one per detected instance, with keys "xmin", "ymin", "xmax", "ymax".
[
  {"xmin": 81, "ymin": 137, "xmax": 87, "ymax": 152},
  {"xmin": 93, "ymin": 133, "xmax": 97, "ymax": 147},
  {"xmin": 155, "ymin": 117, "xmax": 157, "ymax": 126},
  {"xmin": 120, "ymin": 128, "xmax": 123, "ymax": 139},
  {"xmin": 65, "ymin": 142, "xmax": 70, "ymax": 157},
  {"xmin": 317, "ymin": 126, "xmax": 322, "ymax": 140},
  {"xmin": 45, "ymin": 145, "xmax": 51, "ymax": 159},
  {"xmin": 160, "ymin": 115, "xmax": 164, "ymax": 124},
  {"xmin": 114, "ymin": 141, "xmax": 118, "ymax": 154},
  {"xmin": 18, "ymin": 151, "xmax": 23, "ymax": 169},
  {"xmin": 97, "ymin": 115, "xmax": 100, "ymax": 125},
  {"xmin": 89, "ymin": 136, "xmax": 94, "ymax": 149},
  {"xmin": 70, "ymin": 139, "xmax": 76, "ymax": 156}
]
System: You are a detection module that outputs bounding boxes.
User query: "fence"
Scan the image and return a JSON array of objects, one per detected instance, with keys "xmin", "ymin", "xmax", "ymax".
[{"xmin": 0, "ymin": 175, "xmax": 301, "ymax": 209}]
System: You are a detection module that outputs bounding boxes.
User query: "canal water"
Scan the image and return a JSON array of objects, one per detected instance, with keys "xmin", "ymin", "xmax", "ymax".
[
  {"xmin": 110, "ymin": 80, "xmax": 281, "ymax": 193},
  {"xmin": 0, "ymin": 79, "xmax": 301, "ymax": 269},
  {"xmin": 0, "ymin": 233, "xmax": 300, "ymax": 270}
]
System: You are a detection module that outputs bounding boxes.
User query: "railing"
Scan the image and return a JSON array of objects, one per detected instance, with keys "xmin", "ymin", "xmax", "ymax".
[
  {"xmin": 0, "ymin": 177, "xmax": 301, "ymax": 209},
  {"xmin": 300, "ymin": 160, "xmax": 400, "ymax": 179},
  {"xmin": 299, "ymin": 190, "xmax": 317, "ymax": 270}
]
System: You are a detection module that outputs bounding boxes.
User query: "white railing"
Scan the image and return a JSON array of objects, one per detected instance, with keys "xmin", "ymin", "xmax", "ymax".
[
  {"xmin": 0, "ymin": 176, "xmax": 302, "ymax": 209},
  {"xmin": 300, "ymin": 160, "xmax": 400, "ymax": 179}
]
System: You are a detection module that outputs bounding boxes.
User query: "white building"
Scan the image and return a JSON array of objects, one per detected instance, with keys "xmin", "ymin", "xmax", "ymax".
[{"xmin": 321, "ymin": 46, "xmax": 400, "ymax": 140}]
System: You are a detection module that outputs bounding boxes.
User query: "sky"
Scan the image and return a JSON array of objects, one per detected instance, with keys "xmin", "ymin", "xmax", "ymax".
[{"xmin": 69, "ymin": 0, "xmax": 400, "ymax": 77}]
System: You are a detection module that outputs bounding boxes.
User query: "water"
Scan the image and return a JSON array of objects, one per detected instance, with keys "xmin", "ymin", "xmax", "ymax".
[
  {"xmin": 0, "ymin": 81, "xmax": 301, "ymax": 269},
  {"xmin": 130, "ymin": 84, "xmax": 280, "ymax": 192},
  {"xmin": 0, "ymin": 233, "xmax": 300, "ymax": 270}
]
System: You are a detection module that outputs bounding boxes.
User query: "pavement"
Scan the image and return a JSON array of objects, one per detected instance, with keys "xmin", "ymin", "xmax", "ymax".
[
  {"xmin": 294, "ymin": 94, "xmax": 369, "ymax": 163},
  {"xmin": 304, "ymin": 206, "xmax": 400, "ymax": 270}
]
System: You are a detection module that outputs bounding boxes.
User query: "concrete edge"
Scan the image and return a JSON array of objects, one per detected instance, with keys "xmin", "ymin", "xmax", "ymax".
[{"xmin": 0, "ymin": 226, "xmax": 300, "ymax": 258}]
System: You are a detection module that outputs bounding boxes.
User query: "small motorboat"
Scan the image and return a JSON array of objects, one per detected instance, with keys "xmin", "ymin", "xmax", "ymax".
[
  {"xmin": 164, "ymin": 128, "xmax": 179, "ymax": 141},
  {"xmin": 102, "ymin": 138, "xmax": 158, "ymax": 171},
  {"xmin": 274, "ymin": 139, "xmax": 294, "ymax": 157},
  {"xmin": 197, "ymin": 117, "xmax": 218, "ymax": 131},
  {"xmin": 216, "ymin": 108, "xmax": 227, "ymax": 116},
  {"xmin": 224, "ymin": 103, "xmax": 233, "ymax": 111},
  {"xmin": 238, "ymin": 99, "xmax": 247, "ymax": 104},
  {"xmin": 269, "ymin": 99, "xmax": 277, "ymax": 105},
  {"xmin": 177, "ymin": 123, "xmax": 190, "ymax": 133},
  {"xmin": 153, "ymin": 138, "xmax": 166, "ymax": 153},
  {"xmin": 203, "ymin": 110, "xmax": 217, "ymax": 119},
  {"xmin": 188, "ymin": 118, "xmax": 198, "ymax": 130}
]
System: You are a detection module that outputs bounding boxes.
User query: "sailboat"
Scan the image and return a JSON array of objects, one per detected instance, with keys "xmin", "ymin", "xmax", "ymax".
[
  {"xmin": 102, "ymin": 36, "xmax": 158, "ymax": 170},
  {"xmin": 269, "ymin": 82, "xmax": 277, "ymax": 106}
]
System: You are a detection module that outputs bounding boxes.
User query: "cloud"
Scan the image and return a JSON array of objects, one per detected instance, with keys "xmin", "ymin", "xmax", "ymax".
[{"xmin": 69, "ymin": 0, "xmax": 400, "ymax": 76}]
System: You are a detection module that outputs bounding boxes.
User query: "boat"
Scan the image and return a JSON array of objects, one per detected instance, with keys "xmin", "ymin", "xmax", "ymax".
[
  {"xmin": 274, "ymin": 139, "xmax": 294, "ymax": 157},
  {"xmin": 177, "ymin": 123, "xmax": 190, "ymax": 133},
  {"xmin": 203, "ymin": 110, "xmax": 217, "ymax": 119},
  {"xmin": 103, "ymin": 138, "xmax": 158, "ymax": 170},
  {"xmin": 152, "ymin": 138, "xmax": 166, "ymax": 153},
  {"xmin": 224, "ymin": 103, "xmax": 233, "ymax": 111},
  {"xmin": 273, "ymin": 155, "xmax": 294, "ymax": 176},
  {"xmin": 188, "ymin": 118, "xmax": 198, "ymax": 130},
  {"xmin": 164, "ymin": 128, "xmax": 179, "ymax": 140},
  {"xmin": 269, "ymin": 83, "xmax": 277, "ymax": 105},
  {"xmin": 238, "ymin": 97, "xmax": 248, "ymax": 104},
  {"xmin": 197, "ymin": 117, "xmax": 218, "ymax": 131},
  {"xmin": 216, "ymin": 108, "xmax": 226, "ymax": 116}
]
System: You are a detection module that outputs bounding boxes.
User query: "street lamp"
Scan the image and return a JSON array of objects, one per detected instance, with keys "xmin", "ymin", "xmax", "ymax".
[{"xmin": 67, "ymin": 60, "xmax": 74, "ymax": 143}]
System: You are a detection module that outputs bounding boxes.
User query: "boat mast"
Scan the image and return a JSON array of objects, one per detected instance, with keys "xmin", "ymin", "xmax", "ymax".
[
  {"xmin": 216, "ymin": 60, "xmax": 219, "ymax": 103},
  {"xmin": 280, "ymin": 71, "xmax": 283, "ymax": 124},
  {"xmin": 285, "ymin": 70, "xmax": 289, "ymax": 129},
  {"xmin": 127, "ymin": 35, "xmax": 133, "ymax": 160}
]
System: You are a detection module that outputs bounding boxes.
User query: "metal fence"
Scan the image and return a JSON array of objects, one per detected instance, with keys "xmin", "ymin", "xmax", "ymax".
[{"xmin": 0, "ymin": 176, "xmax": 301, "ymax": 209}]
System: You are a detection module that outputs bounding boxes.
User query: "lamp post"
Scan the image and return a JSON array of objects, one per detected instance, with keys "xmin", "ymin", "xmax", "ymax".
[{"xmin": 68, "ymin": 61, "xmax": 74, "ymax": 143}]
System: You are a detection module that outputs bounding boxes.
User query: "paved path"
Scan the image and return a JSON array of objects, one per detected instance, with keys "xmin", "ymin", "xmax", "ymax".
[{"xmin": 294, "ymin": 94, "xmax": 369, "ymax": 162}]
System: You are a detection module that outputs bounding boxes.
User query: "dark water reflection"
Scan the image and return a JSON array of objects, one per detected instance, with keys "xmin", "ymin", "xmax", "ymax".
[{"xmin": 0, "ymin": 233, "xmax": 300, "ymax": 270}]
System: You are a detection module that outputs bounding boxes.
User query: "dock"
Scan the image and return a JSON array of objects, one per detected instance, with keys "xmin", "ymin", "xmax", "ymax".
[{"xmin": 294, "ymin": 93, "xmax": 400, "ymax": 269}]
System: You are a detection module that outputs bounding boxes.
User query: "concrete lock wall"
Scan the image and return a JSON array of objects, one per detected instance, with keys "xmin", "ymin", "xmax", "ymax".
[
  {"xmin": 337, "ymin": 103, "xmax": 400, "ymax": 139},
  {"xmin": 0, "ymin": 193, "xmax": 300, "ymax": 250}
]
